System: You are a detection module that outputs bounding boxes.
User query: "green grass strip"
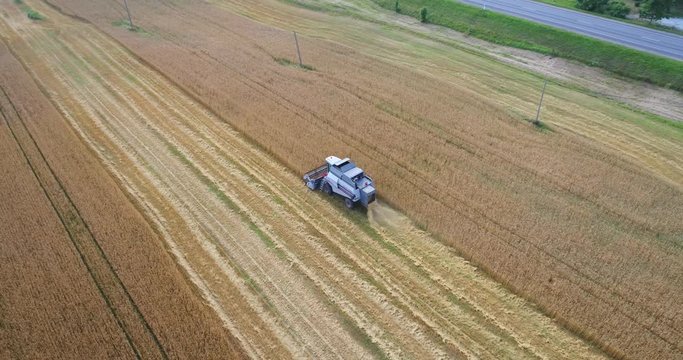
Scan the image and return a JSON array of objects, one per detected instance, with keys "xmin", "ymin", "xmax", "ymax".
[
  {"xmin": 14, "ymin": 0, "xmax": 45, "ymax": 21},
  {"xmin": 376, "ymin": 0, "xmax": 683, "ymax": 90}
]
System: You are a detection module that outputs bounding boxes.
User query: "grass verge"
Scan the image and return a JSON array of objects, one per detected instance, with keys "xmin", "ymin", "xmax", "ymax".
[
  {"xmin": 14, "ymin": 0, "xmax": 45, "ymax": 21},
  {"xmin": 112, "ymin": 19, "xmax": 147, "ymax": 34},
  {"xmin": 26, "ymin": 9, "xmax": 44, "ymax": 20},
  {"xmin": 274, "ymin": 56, "xmax": 315, "ymax": 71},
  {"xmin": 373, "ymin": 0, "xmax": 683, "ymax": 91}
]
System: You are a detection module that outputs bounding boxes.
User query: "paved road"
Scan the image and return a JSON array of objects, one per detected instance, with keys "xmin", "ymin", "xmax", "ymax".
[{"xmin": 459, "ymin": 0, "xmax": 683, "ymax": 60}]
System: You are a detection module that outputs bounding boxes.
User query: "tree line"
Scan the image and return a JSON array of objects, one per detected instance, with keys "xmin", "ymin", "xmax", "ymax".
[{"xmin": 576, "ymin": 0, "xmax": 678, "ymax": 21}]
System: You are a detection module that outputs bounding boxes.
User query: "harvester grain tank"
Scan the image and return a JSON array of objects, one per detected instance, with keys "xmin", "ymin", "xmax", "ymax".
[{"xmin": 303, "ymin": 156, "xmax": 376, "ymax": 209}]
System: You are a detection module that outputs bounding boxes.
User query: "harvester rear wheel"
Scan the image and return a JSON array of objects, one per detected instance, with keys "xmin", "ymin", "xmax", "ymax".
[{"xmin": 345, "ymin": 198, "xmax": 355, "ymax": 209}]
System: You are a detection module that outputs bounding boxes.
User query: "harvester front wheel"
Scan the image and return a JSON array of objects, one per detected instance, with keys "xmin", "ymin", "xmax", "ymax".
[{"xmin": 322, "ymin": 182, "xmax": 333, "ymax": 196}]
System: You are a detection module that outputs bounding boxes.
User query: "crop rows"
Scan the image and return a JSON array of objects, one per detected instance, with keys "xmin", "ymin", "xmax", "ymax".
[
  {"xmin": 0, "ymin": 1, "xmax": 609, "ymax": 358},
  {"xmin": 0, "ymin": 13, "xmax": 244, "ymax": 359},
  {"xmin": 0, "ymin": 89, "xmax": 134, "ymax": 359},
  {"xmin": 39, "ymin": 0, "xmax": 683, "ymax": 358},
  {"xmin": 0, "ymin": 80, "xmax": 174, "ymax": 359}
]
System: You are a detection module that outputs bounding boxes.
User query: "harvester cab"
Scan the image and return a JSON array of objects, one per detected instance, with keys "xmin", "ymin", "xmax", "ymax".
[{"xmin": 303, "ymin": 156, "xmax": 376, "ymax": 209}]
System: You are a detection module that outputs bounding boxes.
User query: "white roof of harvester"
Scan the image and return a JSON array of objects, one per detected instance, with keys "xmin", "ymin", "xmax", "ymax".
[
  {"xmin": 326, "ymin": 156, "xmax": 364, "ymax": 178},
  {"xmin": 326, "ymin": 156, "xmax": 346, "ymax": 165}
]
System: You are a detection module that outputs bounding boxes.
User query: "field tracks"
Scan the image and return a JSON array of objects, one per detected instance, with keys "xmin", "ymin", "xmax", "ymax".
[
  {"xmin": 150, "ymin": 6, "xmax": 680, "ymax": 350},
  {"xmin": 0, "ymin": 7, "xmax": 366, "ymax": 358},
  {"xmin": 0, "ymin": 1, "xmax": 614, "ymax": 358},
  {"xmin": 0, "ymin": 85, "xmax": 167, "ymax": 360}
]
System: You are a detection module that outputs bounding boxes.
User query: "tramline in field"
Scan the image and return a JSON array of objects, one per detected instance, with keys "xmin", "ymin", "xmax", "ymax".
[{"xmin": 4, "ymin": 0, "xmax": 681, "ymax": 357}]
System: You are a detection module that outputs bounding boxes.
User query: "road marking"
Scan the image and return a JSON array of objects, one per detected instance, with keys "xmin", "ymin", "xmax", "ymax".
[{"xmin": 641, "ymin": 36, "xmax": 661, "ymax": 42}]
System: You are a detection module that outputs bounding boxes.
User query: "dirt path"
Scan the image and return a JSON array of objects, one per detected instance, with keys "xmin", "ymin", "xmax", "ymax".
[{"xmin": 0, "ymin": 1, "xmax": 606, "ymax": 358}]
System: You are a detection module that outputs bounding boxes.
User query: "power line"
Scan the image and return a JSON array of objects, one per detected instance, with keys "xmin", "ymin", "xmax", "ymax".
[{"xmin": 123, "ymin": 0, "xmax": 134, "ymax": 30}]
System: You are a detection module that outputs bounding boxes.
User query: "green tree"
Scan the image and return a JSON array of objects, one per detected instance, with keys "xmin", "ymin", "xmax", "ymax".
[
  {"xmin": 576, "ymin": 0, "xmax": 608, "ymax": 11},
  {"xmin": 577, "ymin": 0, "xmax": 630, "ymax": 17},
  {"xmin": 420, "ymin": 7, "xmax": 428, "ymax": 23},
  {"xmin": 640, "ymin": 0, "xmax": 677, "ymax": 21},
  {"xmin": 605, "ymin": 0, "xmax": 630, "ymax": 17},
  {"xmin": 395, "ymin": 0, "xmax": 401, "ymax": 13}
]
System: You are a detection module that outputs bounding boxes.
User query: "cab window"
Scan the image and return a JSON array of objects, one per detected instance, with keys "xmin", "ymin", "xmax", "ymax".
[{"xmin": 330, "ymin": 166, "xmax": 343, "ymax": 178}]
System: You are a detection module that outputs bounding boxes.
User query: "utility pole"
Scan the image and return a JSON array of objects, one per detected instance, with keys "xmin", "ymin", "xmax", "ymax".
[
  {"xmin": 294, "ymin": 31, "xmax": 302, "ymax": 66},
  {"xmin": 123, "ymin": 0, "xmax": 134, "ymax": 30},
  {"xmin": 534, "ymin": 79, "xmax": 547, "ymax": 125}
]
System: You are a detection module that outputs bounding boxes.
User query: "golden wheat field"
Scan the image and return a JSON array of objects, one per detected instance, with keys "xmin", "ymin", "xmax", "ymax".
[
  {"xmin": 0, "ymin": 26, "xmax": 244, "ymax": 360},
  {"xmin": 1, "ymin": 0, "xmax": 681, "ymax": 358}
]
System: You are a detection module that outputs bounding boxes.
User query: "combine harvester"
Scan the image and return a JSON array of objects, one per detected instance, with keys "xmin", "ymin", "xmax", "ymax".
[{"xmin": 304, "ymin": 156, "xmax": 376, "ymax": 209}]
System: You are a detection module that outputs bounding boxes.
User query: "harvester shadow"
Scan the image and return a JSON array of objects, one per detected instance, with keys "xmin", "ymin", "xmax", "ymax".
[{"xmin": 310, "ymin": 188, "xmax": 369, "ymax": 217}]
